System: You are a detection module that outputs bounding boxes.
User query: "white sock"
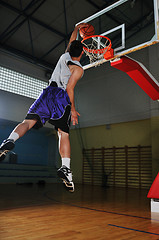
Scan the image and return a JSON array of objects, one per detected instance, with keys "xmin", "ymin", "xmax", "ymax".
[
  {"xmin": 8, "ymin": 132, "xmax": 19, "ymax": 142},
  {"xmin": 62, "ymin": 158, "xmax": 70, "ymax": 169}
]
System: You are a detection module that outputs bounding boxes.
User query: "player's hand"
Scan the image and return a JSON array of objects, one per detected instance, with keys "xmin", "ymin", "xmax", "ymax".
[
  {"xmin": 71, "ymin": 110, "xmax": 80, "ymax": 125},
  {"xmin": 76, "ymin": 23, "xmax": 89, "ymax": 30}
]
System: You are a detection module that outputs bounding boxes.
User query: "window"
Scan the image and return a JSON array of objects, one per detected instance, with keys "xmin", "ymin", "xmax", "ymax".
[{"xmin": 0, "ymin": 66, "xmax": 48, "ymax": 99}]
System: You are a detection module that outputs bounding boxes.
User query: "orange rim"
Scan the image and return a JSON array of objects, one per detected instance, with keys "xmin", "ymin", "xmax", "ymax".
[{"xmin": 81, "ymin": 35, "xmax": 112, "ymax": 54}]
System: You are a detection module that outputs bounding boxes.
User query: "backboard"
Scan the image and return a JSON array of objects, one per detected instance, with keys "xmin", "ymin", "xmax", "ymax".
[{"xmin": 76, "ymin": 0, "xmax": 159, "ymax": 70}]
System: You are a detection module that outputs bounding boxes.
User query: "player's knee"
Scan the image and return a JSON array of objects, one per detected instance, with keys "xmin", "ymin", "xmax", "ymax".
[
  {"xmin": 22, "ymin": 119, "xmax": 37, "ymax": 130},
  {"xmin": 58, "ymin": 128, "xmax": 69, "ymax": 138}
]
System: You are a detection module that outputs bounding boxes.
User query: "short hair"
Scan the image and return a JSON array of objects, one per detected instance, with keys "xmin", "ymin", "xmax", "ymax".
[{"xmin": 68, "ymin": 40, "xmax": 83, "ymax": 57}]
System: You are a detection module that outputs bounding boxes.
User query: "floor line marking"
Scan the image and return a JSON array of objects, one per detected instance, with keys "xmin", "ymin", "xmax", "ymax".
[
  {"xmin": 108, "ymin": 224, "xmax": 159, "ymax": 236},
  {"xmin": 44, "ymin": 192, "xmax": 159, "ymax": 222}
]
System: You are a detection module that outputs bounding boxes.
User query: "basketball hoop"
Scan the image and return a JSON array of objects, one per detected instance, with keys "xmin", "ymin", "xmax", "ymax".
[{"xmin": 81, "ymin": 35, "xmax": 114, "ymax": 66}]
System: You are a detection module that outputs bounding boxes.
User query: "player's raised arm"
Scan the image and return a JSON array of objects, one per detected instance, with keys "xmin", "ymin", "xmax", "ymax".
[{"xmin": 65, "ymin": 23, "xmax": 88, "ymax": 52}]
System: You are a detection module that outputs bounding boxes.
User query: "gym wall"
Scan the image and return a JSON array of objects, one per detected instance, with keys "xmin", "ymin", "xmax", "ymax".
[{"xmin": 70, "ymin": 43, "xmax": 159, "ymax": 183}]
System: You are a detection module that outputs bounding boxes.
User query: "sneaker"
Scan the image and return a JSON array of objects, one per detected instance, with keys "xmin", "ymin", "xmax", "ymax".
[
  {"xmin": 57, "ymin": 166, "xmax": 74, "ymax": 192},
  {"xmin": 0, "ymin": 139, "xmax": 15, "ymax": 151},
  {"xmin": 0, "ymin": 139, "xmax": 15, "ymax": 162}
]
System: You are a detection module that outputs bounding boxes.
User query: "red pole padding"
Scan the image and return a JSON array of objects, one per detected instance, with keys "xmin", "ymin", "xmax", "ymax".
[
  {"xmin": 147, "ymin": 173, "xmax": 159, "ymax": 199},
  {"xmin": 111, "ymin": 56, "xmax": 159, "ymax": 100}
]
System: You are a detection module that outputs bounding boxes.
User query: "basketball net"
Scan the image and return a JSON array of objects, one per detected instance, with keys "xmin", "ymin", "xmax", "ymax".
[{"xmin": 81, "ymin": 35, "xmax": 114, "ymax": 66}]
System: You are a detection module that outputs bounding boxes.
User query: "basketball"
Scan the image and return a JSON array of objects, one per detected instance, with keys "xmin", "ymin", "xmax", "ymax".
[{"xmin": 79, "ymin": 23, "xmax": 95, "ymax": 38}]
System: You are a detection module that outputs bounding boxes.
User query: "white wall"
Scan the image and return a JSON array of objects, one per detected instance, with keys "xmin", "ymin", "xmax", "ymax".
[
  {"xmin": 148, "ymin": 43, "xmax": 159, "ymax": 118},
  {"xmin": 0, "ymin": 89, "xmax": 52, "ymax": 128},
  {"xmin": 0, "ymin": 90, "xmax": 34, "ymax": 122},
  {"xmin": 74, "ymin": 43, "xmax": 159, "ymax": 128},
  {"xmin": 0, "ymin": 51, "xmax": 49, "ymax": 81}
]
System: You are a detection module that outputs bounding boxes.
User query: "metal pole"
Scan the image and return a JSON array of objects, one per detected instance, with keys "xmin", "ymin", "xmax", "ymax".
[
  {"xmin": 63, "ymin": 0, "xmax": 68, "ymax": 49},
  {"xmin": 27, "ymin": 19, "xmax": 34, "ymax": 57}
]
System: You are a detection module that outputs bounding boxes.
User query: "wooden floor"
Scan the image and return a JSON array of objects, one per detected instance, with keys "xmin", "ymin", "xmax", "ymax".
[{"xmin": 0, "ymin": 183, "xmax": 159, "ymax": 240}]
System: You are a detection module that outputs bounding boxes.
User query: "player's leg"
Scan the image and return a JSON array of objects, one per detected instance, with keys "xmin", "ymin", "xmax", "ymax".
[
  {"xmin": 47, "ymin": 87, "xmax": 73, "ymax": 191},
  {"xmin": 57, "ymin": 128, "xmax": 74, "ymax": 192},
  {"xmin": 12, "ymin": 119, "xmax": 37, "ymax": 138},
  {"xmin": 58, "ymin": 128, "xmax": 71, "ymax": 159},
  {"xmin": 0, "ymin": 119, "xmax": 37, "ymax": 161}
]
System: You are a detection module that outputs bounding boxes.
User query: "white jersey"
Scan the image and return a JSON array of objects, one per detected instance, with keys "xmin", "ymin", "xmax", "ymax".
[{"xmin": 49, "ymin": 52, "xmax": 83, "ymax": 90}]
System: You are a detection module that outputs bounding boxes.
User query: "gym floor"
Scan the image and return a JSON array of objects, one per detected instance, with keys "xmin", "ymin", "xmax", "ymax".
[{"xmin": 0, "ymin": 183, "xmax": 159, "ymax": 240}]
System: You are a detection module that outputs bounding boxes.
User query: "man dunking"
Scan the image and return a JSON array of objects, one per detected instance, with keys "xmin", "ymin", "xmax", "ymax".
[{"xmin": 0, "ymin": 23, "xmax": 88, "ymax": 192}]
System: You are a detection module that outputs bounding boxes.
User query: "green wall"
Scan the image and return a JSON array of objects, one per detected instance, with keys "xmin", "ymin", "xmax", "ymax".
[
  {"xmin": 70, "ymin": 118, "xmax": 159, "ymax": 183},
  {"xmin": 150, "ymin": 116, "xmax": 159, "ymax": 179}
]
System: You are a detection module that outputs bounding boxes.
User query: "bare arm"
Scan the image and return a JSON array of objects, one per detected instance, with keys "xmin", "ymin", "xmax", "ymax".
[
  {"xmin": 66, "ymin": 65, "xmax": 84, "ymax": 125},
  {"xmin": 65, "ymin": 23, "xmax": 88, "ymax": 52}
]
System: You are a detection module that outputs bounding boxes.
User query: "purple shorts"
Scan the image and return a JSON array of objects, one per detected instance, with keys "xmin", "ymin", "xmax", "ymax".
[{"xmin": 25, "ymin": 86, "xmax": 71, "ymax": 133}]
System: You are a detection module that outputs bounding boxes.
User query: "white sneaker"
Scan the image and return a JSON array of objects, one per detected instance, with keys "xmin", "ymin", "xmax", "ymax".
[{"xmin": 57, "ymin": 166, "xmax": 74, "ymax": 192}]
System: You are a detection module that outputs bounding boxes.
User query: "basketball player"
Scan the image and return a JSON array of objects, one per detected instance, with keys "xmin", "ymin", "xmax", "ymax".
[{"xmin": 0, "ymin": 23, "xmax": 88, "ymax": 192}]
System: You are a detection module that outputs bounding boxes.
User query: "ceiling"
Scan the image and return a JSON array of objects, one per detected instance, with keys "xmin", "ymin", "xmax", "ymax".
[{"xmin": 0, "ymin": 0, "xmax": 154, "ymax": 72}]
